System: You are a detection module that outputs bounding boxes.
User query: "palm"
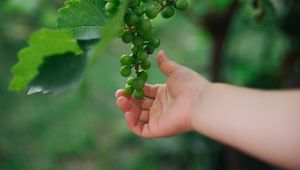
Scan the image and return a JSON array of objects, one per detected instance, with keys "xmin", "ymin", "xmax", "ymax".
[
  {"xmin": 116, "ymin": 51, "xmax": 209, "ymax": 138},
  {"xmin": 116, "ymin": 66, "xmax": 207, "ymax": 138}
]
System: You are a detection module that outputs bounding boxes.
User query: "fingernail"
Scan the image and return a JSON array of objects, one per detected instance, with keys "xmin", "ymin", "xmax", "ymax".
[
  {"xmin": 115, "ymin": 89, "xmax": 123, "ymax": 98},
  {"xmin": 157, "ymin": 50, "xmax": 165, "ymax": 56}
]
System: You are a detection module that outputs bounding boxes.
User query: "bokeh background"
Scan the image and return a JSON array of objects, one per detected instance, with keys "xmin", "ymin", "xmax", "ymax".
[{"xmin": 1, "ymin": 0, "xmax": 299, "ymax": 169}]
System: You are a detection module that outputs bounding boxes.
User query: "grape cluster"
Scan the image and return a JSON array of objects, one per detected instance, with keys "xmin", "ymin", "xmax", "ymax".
[{"xmin": 105, "ymin": 0, "xmax": 188, "ymax": 99}]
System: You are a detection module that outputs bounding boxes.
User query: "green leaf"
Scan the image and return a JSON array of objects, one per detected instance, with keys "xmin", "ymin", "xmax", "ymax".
[
  {"xmin": 9, "ymin": 28, "xmax": 82, "ymax": 91},
  {"xmin": 57, "ymin": 0, "xmax": 107, "ymax": 40},
  {"xmin": 90, "ymin": 0, "xmax": 129, "ymax": 64},
  {"xmin": 28, "ymin": 53, "xmax": 87, "ymax": 95}
]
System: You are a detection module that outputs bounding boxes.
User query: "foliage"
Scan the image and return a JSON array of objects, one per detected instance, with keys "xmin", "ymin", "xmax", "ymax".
[
  {"xmin": 9, "ymin": 29, "xmax": 83, "ymax": 92},
  {"xmin": 1, "ymin": 0, "xmax": 300, "ymax": 170},
  {"xmin": 8, "ymin": 0, "xmax": 128, "ymax": 94}
]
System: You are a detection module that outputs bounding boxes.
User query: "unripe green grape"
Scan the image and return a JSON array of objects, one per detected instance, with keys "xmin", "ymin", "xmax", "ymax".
[
  {"xmin": 105, "ymin": 2, "xmax": 116, "ymax": 13},
  {"xmin": 133, "ymin": 36, "xmax": 144, "ymax": 47},
  {"xmin": 132, "ymin": 77, "xmax": 145, "ymax": 90},
  {"xmin": 133, "ymin": 90, "xmax": 144, "ymax": 99},
  {"xmin": 124, "ymin": 85, "xmax": 134, "ymax": 95},
  {"xmin": 125, "ymin": 11, "xmax": 139, "ymax": 26},
  {"xmin": 129, "ymin": 0, "xmax": 140, "ymax": 9},
  {"xmin": 141, "ymin": 60, "xmax": 151, "ymax": 70},
  {"xmin": 120, "ymin": 66, "xmax": 131, "ymax": 77},
  {"xmin": 144, "ymin": 45, "xmax": 154, "ymax": 54},
  {"xmin": 121, "ymin": 31, "xmax": 134, "ymax": 43},
  {"xmin": 120, "ymin": 54, "xmax": 133, "ymax": 66},
  {"xmin": 129, "ymin": 53, "xmax": 137, "ymax": 61},
  {"xmin": 127, "ymin": 77, "xmax": 136, "ymax": 85},
  {"xmin": 161, "ymin": 6, "xmax": 175, "ymax": 18},
  {"xmin": 136, "ymin": 19, "xmax": 152, "ymax": 35},
  {"xmin": 138, "ymin": 71, "xmax": 148, "ymax": 81},
  {"xmin": 143, "ymin": 27, "xmax": 156, "ymax": 40},
  {"xmin": 146, "ymin": 7, "xmax": 158, "ymax": 19},
  {"xmin": 137, "ymin": 50, "xmax": 148, "ymax": 61},
  {"xmin": 131, "ymin": 45, "xmax": 140, "ymax": 55},
  {"xmin": 134, "ymin": 6, "xmax": 144, "ymax": 16},
  {"xmin": 117, "ymin": 0, "xmax": 189, "ymax": 96},
  {"xmin": 175, "ymin": 0, "xmax": 188, "ymax": 10},
  {"xmin": 150, "ymin": 36, "xmax": 160, "ymax": 48}
]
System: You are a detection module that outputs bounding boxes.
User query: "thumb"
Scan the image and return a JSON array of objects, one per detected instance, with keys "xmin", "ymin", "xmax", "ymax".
[{"xmin": 156, "ymin": 50, "xmax": 183, "ymax": 77}]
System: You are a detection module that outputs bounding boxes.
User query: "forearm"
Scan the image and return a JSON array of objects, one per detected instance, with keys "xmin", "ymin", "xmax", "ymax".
[{"xmin": 192, "ymin": 83, "xmax": 300, "ymax": 169}]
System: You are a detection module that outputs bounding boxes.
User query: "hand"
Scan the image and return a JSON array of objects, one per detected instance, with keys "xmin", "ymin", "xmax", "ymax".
[{"xmin": 115, "ymin": 51, "xmax": 210, "ymax": 138}]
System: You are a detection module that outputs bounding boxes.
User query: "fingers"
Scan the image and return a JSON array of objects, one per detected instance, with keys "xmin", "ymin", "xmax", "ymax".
[
  {"xmin": 124, "ymin": 111, "xmax": 153, "ymax": 138},
  {"xmin": 144, "ymin": 84, "xmax": 159, "ymax": 99},
  {"xmin": 115, "ymin": 89, "xmax": 131, "ymax": 100},
  {"xmin": 116, "ymin": 96, "xmax": 131, "ymax": 113},
  {"xmin": 116, "ymin": 95, "xmax": 142, "ymax": 116},
  {"xmin": 141, "ymin": 97, "xmax": 154, "ymax": 110},
  {"xmin": 116, "ymin": 88, "xmax": 155, "ymax": 111},
  {"xmin": 116, "ymin": 89, "xmax": 155, "ymax": 138},
  {"xmin": 157, "ymin": 50, "xmax": 183, "ymax": 77},
  {"xmin": 140, "ymin": 110, "xmax": 149, "ymax": 123},
  {"xmin": 124, "ymin": 112, "xmax": 138, "ymax": 129}
]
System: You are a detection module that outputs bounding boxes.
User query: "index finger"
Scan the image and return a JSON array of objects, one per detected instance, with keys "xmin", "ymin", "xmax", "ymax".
[{"xmin": 144, "ymin": 84, "xmax": 160, "ymax": 99}]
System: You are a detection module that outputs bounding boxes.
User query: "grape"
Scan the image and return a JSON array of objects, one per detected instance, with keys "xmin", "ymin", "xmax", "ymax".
[
  {"xmin": 120, "ymin": 66, "xmax": 131, "ymax": 77},
  {"xmin": 124, "ymin": 85, "xmax": 134, "ymax": 95},
  {"xmin": 150, "ymin": 36, "xmax": 160, "ymax": 48},
  {"xmin": 127, "ymin": 77, "xmax": 136, "ymax": 85},
  {"xmin": 133, "ymin": 90, "xmax": 145, "ymax": 99},
  {"xmin": 125, "ymin": 11, "xmax": 139, "ymax": 26},
  {"xmin": 175, "ymin": 0, "xmax": 188, "ymax": 10},
  {"xmin": 131, "ymin": 45, "xmax": 140, "ymax": 54},
  {"xmin": 120, "ymin": 54, "xmax": 133, "ymax": 66},
  {"xmin": 132, "ymin": 77, "xmax": 145, "ymax": 90},
  {"xmin": 134, "ymin": 6, "xmax": 144, "ymax": 16},
  {"xmin": 144, "ymin": 45, "xmax": 154, "ymax": 54},
  {"xmin": 105, "ymin": 2, "xmax": 116, "ymax": 13},
  {"xmin": 162, "ymin": 6, "xmax": 175, "ymax": 18},
  {"xmin": 141, "ymin": 60, "xmax": 151, "ymax": 70},
  {"xmin": 143, "ymin": 27, "xmax": 156, "ymax": 40},
  {"xmin": 138, "ymin": 71, "xmax": 148, "ymax": 81},
  {"xmin": 104, "ymin": 0, "xmax": 188, "ymax": 99},
  {"xmin": 137, "ymin": 50, "xmax": 148, "ymax": 61},
  {"xmin": 133, "ymin": 35, "xmax": 144, "ymax": 47},
  {"xmin": 129, "ymin": 0, "xmax": 140, "ymax": 9},
  {"xmin": 137, "ymin": 19, "xmax": 152, "ymax": 35},
  {"xmin": 146, "ymin": 7, "xmax": 158, "ymax": 19},
  {"xmin": 121, "ymin": 31, "xmax": 134, "ymax": 43}
]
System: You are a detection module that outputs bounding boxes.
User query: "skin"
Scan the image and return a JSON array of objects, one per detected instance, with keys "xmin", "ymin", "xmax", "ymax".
[{"xmin": 115, "ymin": 50, "xmax": 300, "ymax": 169}]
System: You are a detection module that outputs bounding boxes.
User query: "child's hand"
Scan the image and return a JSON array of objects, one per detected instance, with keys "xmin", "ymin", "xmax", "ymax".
[
  {"xmin": 116, "ymin": 51, "xmax": 300, "ymax": 169},
  {"xmin": 115, "ymin": 51, "xmax": 211, "ymax": 138}
]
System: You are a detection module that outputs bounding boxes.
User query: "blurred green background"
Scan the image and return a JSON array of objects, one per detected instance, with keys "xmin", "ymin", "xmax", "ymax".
[{"xmin": 1, "ymin": 0, "xmax": 299, "ymax": 169}]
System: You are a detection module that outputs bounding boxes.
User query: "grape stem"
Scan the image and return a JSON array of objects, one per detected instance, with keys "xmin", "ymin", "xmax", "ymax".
[
  {"xmin": 134, "ymin": 56, "xmax": 139, "ymax": 75},
  {"xmin": 156, "ymin": 0, "xmax": 174, "ymax": 13},
  {"xmin": 157, "ymin": 4, "xmax": 166, "ymax": 13}
]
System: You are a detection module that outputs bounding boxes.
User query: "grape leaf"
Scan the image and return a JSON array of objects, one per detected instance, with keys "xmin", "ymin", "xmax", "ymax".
[
  {"xmin": 9, "ymin": 29, "xmax": 82, "ymax": 91},
  {"xmin": 90, "ymin": 0, "xmax": 129, "ymax": 63},
  {"xmin": 57, "ymin": 0, "xmax": 107, "ymax": 40},
  {"xmin": 28, "ymin": 53, "xmax": 87, "ymax": 95}
]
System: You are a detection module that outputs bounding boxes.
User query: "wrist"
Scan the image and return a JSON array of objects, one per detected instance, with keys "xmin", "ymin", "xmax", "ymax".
[{"xmin": 190, "ymin": 82, "xmax": 218, "ymax": 132}]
